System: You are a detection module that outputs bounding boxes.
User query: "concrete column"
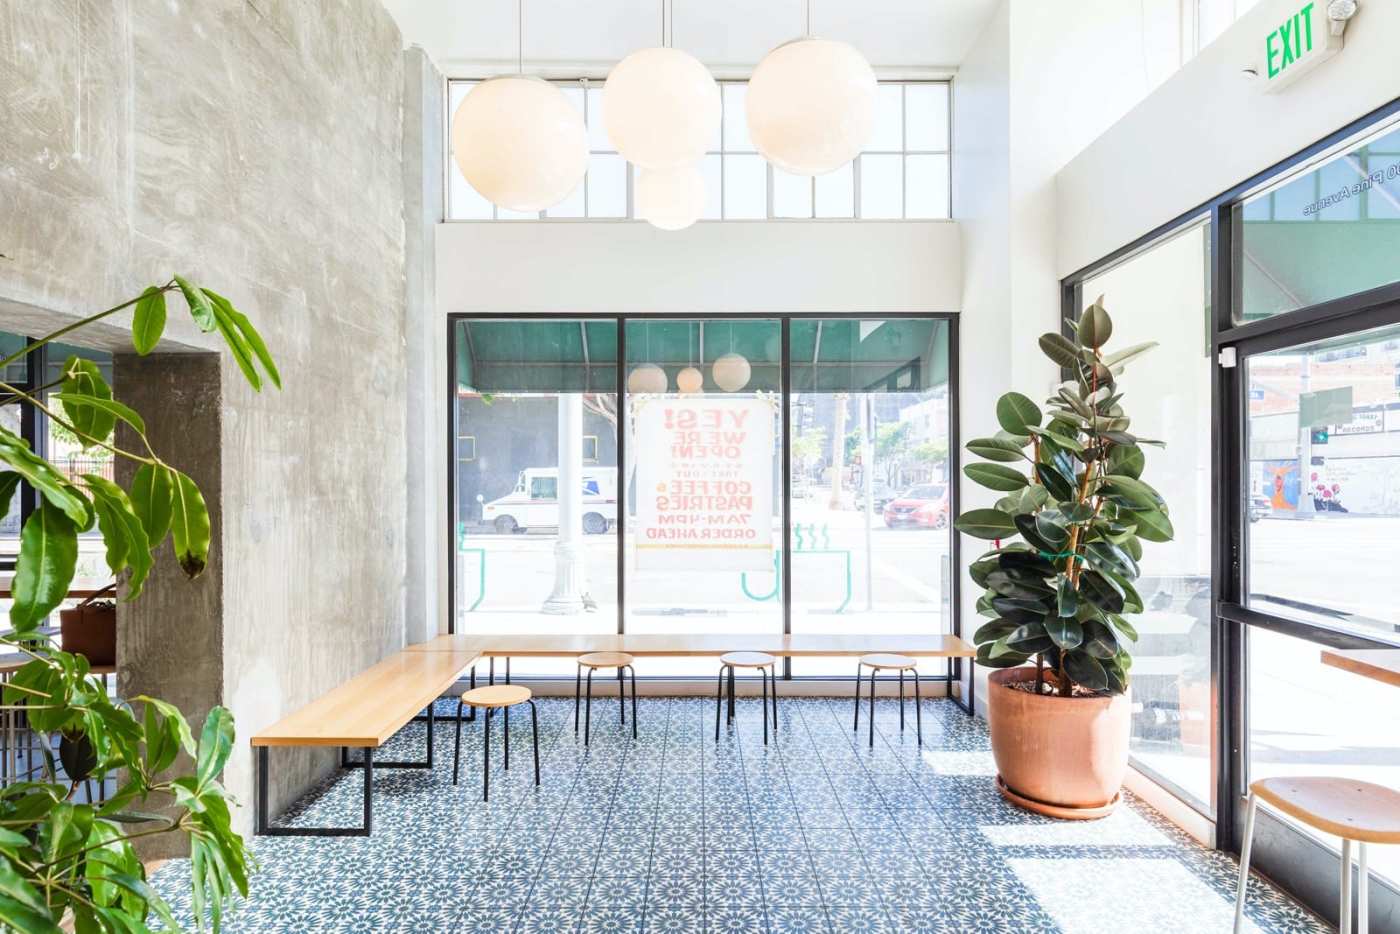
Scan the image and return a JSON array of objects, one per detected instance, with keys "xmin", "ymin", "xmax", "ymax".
[
  {"xmin": 114, "ymin": 354, "xmax": 223, "ymax": 860},
  {"xmin": 543, "ymin": 394, "xmax": 586, "ymax": 614}
]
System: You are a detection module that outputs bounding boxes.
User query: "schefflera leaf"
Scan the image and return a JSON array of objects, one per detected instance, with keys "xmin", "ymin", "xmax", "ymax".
[{"xmin": 84, "ymin": 475, "xmax": 153, "ymax": 600}]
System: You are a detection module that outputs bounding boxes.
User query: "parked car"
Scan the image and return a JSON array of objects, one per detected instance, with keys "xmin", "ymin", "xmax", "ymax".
[
  {"xmin": 1248, "ymin": 493, "xmax": 1272, "ymax": 523},
  {"xmin": 482, "ymin": 467, "xmax": 617, "ymax": 534},
  {"xmin": 882, "ymin": 483, "xmax": 949, "ymax": 529}
]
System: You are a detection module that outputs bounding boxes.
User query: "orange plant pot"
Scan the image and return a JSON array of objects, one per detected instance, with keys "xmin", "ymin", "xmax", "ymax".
[{"xmin": 987, "ymin": 666, "xmax": 1132, "ymax": 819}]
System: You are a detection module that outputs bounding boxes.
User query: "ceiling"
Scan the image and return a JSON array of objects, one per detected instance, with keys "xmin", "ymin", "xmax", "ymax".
[{"xmin": 381, "ymin": 0, "xmax": 1001, "ymax": 76}]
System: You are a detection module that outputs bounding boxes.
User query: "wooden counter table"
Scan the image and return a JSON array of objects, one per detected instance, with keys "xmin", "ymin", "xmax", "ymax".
[{"xmin": 1321, "ymin": 648, "xmax": 1400, "ymax": 689}]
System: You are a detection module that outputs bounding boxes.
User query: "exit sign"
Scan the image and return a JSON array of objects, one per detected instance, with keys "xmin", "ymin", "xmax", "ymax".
[{"xmin": 1259, "ymin": 1, "xmax": 1345, "ymax": 93}]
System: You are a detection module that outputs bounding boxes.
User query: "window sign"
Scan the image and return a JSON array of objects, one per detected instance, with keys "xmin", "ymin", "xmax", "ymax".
[{"xmin": 633, "ymin": 397, "xmax": 775, "ymax": 571}]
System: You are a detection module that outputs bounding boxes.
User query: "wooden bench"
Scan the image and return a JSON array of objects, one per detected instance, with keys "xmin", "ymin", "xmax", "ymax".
[
  {"xmin": 251, "ymin": 648, "xmax": 478, "ymax": 836},
  {"xmin": 407, "ymin": 632, "xmax": 979, "ymax": 713}
]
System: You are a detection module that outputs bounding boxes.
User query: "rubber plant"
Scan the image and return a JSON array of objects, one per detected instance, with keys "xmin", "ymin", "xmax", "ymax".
[
  {"xmin": 0, "ymin": 276, "xmax": 279, "ymax": 932},
  {"xmin": 955, "ymin": 298, "xmax": 1173, "ymax": 696}
]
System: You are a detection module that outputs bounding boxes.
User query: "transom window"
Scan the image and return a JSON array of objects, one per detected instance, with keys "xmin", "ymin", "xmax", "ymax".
[{"xmin": 446, "ymin": 79, "xmax": 950, "ymax": 222}]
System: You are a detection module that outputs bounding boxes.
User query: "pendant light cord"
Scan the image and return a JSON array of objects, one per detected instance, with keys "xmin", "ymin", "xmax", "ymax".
[
  {"xmin": 805, "ymin": 0, "xmax": 812, "ymax": 37},
  {"xmin": 517, "ymin": 0, "xmax": 524, "ymax": 74}
]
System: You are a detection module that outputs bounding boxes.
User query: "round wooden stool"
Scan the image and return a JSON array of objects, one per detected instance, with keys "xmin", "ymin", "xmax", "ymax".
[
  {"xmin": 715, "ymin": 652, "xmax": 779, "ymax": 745},
  {"xmin": 1236, "ymin": 776, "xmax": 1400, "ymax": 933},
  {"xmin": 575, "ymin": 651, "xmax": 637, "ymax": 746},
  {"xmin": 853, "ymin": 653, "xmax": 922, "ymax": 748},
  {"xmin": 452, "ymin": 684, "xmax": 539, "ymax": 801}
]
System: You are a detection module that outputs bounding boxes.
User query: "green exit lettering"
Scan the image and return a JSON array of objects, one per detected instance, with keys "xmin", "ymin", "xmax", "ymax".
[{"xmin": 1267, "ymin": 2, "xmax": 1315, "ymax": 80}]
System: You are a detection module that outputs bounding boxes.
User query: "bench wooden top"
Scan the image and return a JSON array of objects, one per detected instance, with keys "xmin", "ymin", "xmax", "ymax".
[
  {"xmin": 1321, "ymin": 648, "xmax": 1400, "ymax": 689},
  {"xmin": 406, "ymin": 632, "xmax": 975, "ymax": 658},
  {"xmin": 251, "ymin": 649, "xmax": 479, "ymax": 748}
]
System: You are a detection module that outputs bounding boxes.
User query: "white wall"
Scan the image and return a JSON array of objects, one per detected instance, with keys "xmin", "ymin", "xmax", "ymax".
[
  {"xmin": 437, "ymin": 221, "xmax": 962, "ymax": 314},
  {"xmin": 1058, "ymin": 0, "xmax": 1400, "ymax": 277}
]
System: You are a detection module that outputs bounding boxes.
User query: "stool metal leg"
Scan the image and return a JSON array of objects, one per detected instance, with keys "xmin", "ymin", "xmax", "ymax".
[
  {"xmin": 1359, "ymin": 841, "xmax": 1369, "ymax": 934},
  {"xmin": 483, "ymin": 708, "xmax": 491, "ymax": 802},
  {"xmin": 629, "ymin": 665, "xmax": 638, "ymax": 739},
  {"xmin": 468, "ymin": 664, "xmax": 477, "ymax": 722},
  {"xmin": 913, "ymin": 670, "xmax": 923, "ymax": 746},
  {"xmin": 715, "ymin": 666, "xmax": 725, "ymax": 742},
  {"xmin": 1342, "ymin": 838, "xmax": 1354, "ymax": 934},
  {"xmin": 575, "ymin": 664, "xmax": 582, "ymax": 733},
  {"xmin": 761, "ymin": 668, "xmax": 769, "ymax": 746},
  {"xmin": 504, "ymin": 704, "xmax": 510, "ymax": 772},
  {"xmin": 618, "ymin": 667, "xmax": 626, "ymax": 726},
  {"xmin": 585, "ymin": 668, "xmax": 594, "ymax": 747},
  {"xmin": 899, "ymin": 669, "xmax": 906, "ymax": 732},
  {"xmin": 853, "ymin": 663, "xmax": 862, "ymax": 731},
  {"xmin": 868, "ymin": 667, "xmax": 876, "ymax": 748},
  {"xmin": 453, "ymin": 699, "xmax": 465, "ymax": 785},
  {"xmin": 728, "ymin": 666, "xmax": 736, "ymax": 724},
  {"xmin": 1233, "ymin": 792, "xmax": 1258, "ymax": 933},
  {"xmin": 769, "ymin": 665, "xmax": 779, "ymax": 737},
  {"xmin": 528, "ymin": 699, "xmax": 541, "ymax": 787}
]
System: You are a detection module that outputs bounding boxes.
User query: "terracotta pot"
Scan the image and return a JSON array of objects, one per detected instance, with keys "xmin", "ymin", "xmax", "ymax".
[
  {"xmin": 59, "ymin": 604, "xmax": 116, "ymax": 667},
  {"xmin": 987, "ymin": 666, "xmax": 1131, "ymax": 819}
]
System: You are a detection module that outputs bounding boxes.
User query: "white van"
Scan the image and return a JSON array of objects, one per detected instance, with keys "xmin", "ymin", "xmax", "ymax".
[{"xmin": 482, "ymin": 467, "xmax": 617, "ymax": 535}]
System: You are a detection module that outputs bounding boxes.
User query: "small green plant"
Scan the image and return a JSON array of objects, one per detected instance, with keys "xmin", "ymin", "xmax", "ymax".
[
  {"xmin": 0, "ymin": 276, "xmax": 279, "ymax": 932},
  {"xmin": 954, "ymin": 299, "xmax": 1173, "ymax": 697}
]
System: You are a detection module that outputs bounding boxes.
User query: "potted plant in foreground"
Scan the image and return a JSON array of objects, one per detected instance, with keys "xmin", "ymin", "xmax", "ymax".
[
  {"xmin": 0, "ymin": 276, "xmax": 278, "ymax": 931},
  {"xmin": 954, "ymin": 298, "xmax": 1171, "ymax": 819}
]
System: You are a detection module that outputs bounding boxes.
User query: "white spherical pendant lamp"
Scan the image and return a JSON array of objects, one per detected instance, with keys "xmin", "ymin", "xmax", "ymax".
[
  {"xmin": 451, "ymin": 76, "xmax": 588, "ymax": 212},
  {"xmin": 676, "ymin": 366, "xmax": 704, "ymax": 394},
  {"xmin": 711, "ymin": 353, "xmax": 752, "ymax": 393},
  {"xmin": 636, "ymin": 164, "xmax": 705, "ymax": 231},
  {"xmin": 627, "ymin": 363, "xmax": 668, "ymax": 394},
  {"xmin": 746, "ymin": 38, "xmax": 877, "ymax": 176},
  {"xmin": 604, "ymin": 48, "xmax": 720, "ymax": 169}
]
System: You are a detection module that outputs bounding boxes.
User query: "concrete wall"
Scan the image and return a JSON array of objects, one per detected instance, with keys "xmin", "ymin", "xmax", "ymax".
[
  {"xmin": 1, "ymin": 0, "xmax": 409, "ymax": 843},
  {"xmin": 1057, "ymin": 0, "xmax": 1400, "ymax": 276}
]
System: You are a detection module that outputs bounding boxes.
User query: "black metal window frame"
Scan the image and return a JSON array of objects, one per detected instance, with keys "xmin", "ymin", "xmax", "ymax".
[
  {"xmin": 444, "ymin": 311, "xmax": 964, "ymax": 705},
  {"xmin": 0, "ymin": 339, "xmax": 52, "ymax": 561},
  {"xmin": 1061, "ymin": 95, "xmax": 1400, "ymax": 923}
]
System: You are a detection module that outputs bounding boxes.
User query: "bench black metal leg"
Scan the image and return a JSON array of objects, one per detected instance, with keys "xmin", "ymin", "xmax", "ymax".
[
  {"xmin": 528, "ymin": 699, "xmax": 540, "ymax": 787},
  {"xmin": 453, "ymin": 700, "xmax": 464, "ymax": 785},
  {"xmin": 629, "ymin": 665, "xmax": 638, "ymax": 740},
  {"xmin": 257, "ymin": 745, "xmax": 372, "ymax": 837},
  {"xmin": 505, "ymin": 657, "xmax": 511, "ymax": 684},
  {"xmin": 489, "ymin": 656, "xmax": 495, "ymax": 686},
  {"xmin": 853, "ymin": 663, "xmax": 863, "ymax": 731}
]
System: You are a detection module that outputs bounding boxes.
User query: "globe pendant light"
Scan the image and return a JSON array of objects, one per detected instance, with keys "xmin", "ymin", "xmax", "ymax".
[
  {"xmin": 627, "ymin": 363, "xmax": 668, "ymax": 394},
  {"xmin": 604, "ymin": 39, "xmax": 719, "ymax": 169},
  {"xmin": 636, "ymin": 164, "xmax": 704, "ymax": 231},
  {"xmin": 450, "ymin": 1, "xmax": 587, "ymax": 212},
  {"xmin": 712, "ymin": 353, "xmax": 751, "ymax": 393},
  {"xmin": 676, "ymin": 366, "xmax": 704, "ymax": 394},
  {"xmin": 746, "ymin": 0, "xmax": 876, "ymax": 176}
]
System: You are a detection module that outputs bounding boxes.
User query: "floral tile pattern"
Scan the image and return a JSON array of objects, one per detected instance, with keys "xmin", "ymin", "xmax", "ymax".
[{"xmin": 151, "ymin": 695, "xmax": 1328, "ymax": 932}]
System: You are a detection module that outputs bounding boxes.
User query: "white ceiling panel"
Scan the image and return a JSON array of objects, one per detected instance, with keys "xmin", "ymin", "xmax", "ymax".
[{"xmin": 381, "ymin": 0, "xmax": 1002, "ymax": 75}]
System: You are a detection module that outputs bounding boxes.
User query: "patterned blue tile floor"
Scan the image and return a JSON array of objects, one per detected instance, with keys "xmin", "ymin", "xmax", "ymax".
[{"xmin": 151, "ymin": 697, "xmax": 1328, "ymax": 932}]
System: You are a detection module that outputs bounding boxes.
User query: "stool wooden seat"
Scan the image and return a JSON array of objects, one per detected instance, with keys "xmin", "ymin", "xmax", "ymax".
[
  {"xmin": 854, "ymin": 654, "xmax": 922, "ymax": 748},
  {"xmin": 716, "ymin": 652, "xmax": 778, "ymax": 745},
  {"xmin": 1236, "ymin": 777, "xmax": 1400, "ymax": 933},
  {"xmin": 575, "ymin": 653, "xmax": 637, "ymax": 746},
  {"xmin": 859, "ymin": 653, "xmax": 916, "ymax": 670},
  {"xmin": 579, "ymin": 651, "xmax": 634, "ymax": 668},
  {"xmin": 461, "ymin": 685, "xmax": 530, "ymax": 708},
  {"xmin": 453, "ymin": 684, "xmax": 538, "ymax": 801},
  {"xmin": 721, "ymin": 651, "xmax": 777, "ymax": 668}
]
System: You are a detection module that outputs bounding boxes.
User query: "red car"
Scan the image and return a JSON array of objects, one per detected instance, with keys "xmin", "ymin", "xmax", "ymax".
[{"xmin": 882, "ymin": 483, "xmax": 948, "ymax": 529}]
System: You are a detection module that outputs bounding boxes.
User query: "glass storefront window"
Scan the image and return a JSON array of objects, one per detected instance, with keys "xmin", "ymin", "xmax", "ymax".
[
  {"xmin": 622, "ymin": 319, "xmax": 783, "ymax": 677},
  {"xmin": 787, "ymin": 319, "xmax": 952, "ymax": 678},
  {"xmin": 1237, "ymin": 117, "xmax": 1400, "ymax": 322},
  {"xmin": 1082, "ymin": 220, "xmax": 1214, "ymax": 812},
  {"xmin": 1245, "ymin": 322, "xmax": 1400, "ymax": 638},
  {"xmin": 452, "ymin": 320, "xmax": 620, "ymax": 677}
]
